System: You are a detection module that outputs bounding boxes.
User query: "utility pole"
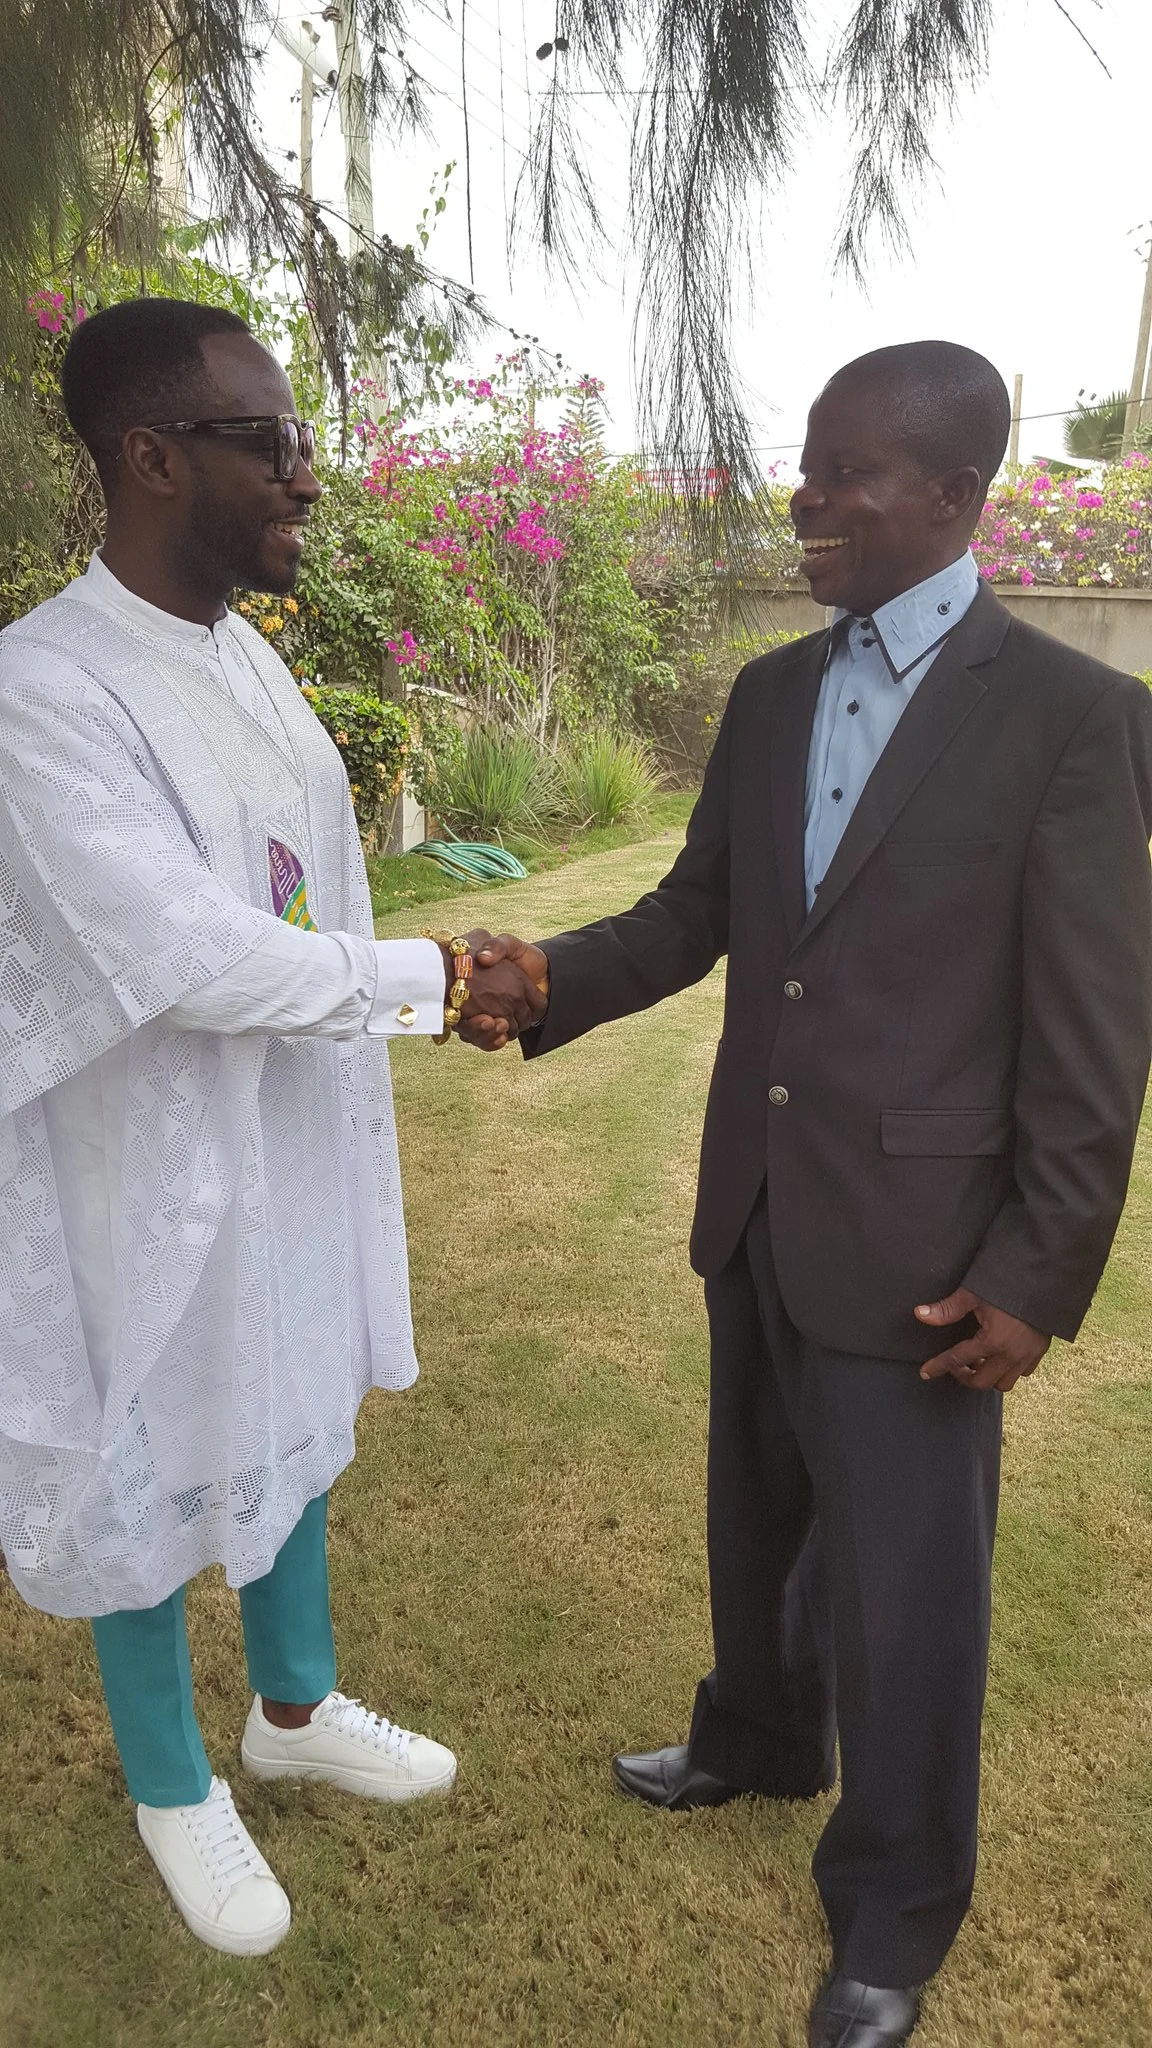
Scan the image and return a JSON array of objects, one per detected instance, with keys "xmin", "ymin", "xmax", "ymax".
[
  {"xmin": 156, "ymin": 110, "xmax": 188, "ymax": 222},
  {"xmin": 299, "ymin": 18, "xmax": 319, "ymax": 200},
  {"xmin": 325, "ymin": 3, "xmax": 386, "ymax": 412},
  {"xmin": 272, "ymin": 17, "xmax": 334, "ymax": 194},
  {"xmin": 329, "ymin": 4, "xmax": 374, "ymax": 253},
  {"xmin": 272, "ymin": 13, "xmax": 333, "ymax": 381},
  {"xmin": 1122, "ymin": 232, "xmax": 1152, "ymax": 455},
  {"xmin": 147, "ymin": 37, "xmax": 188, "ymax": 223},
  {"xmin": 274, "ymin": 8, "xmax": 386, "ymax": 414},
  {"xmin": 1008, "ymin": 373, "xmax": 1023, "ymax": 471}
]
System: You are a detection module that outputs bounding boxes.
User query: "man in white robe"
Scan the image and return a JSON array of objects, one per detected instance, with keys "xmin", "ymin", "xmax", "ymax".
[{"xmin": 0, "ymin": 297, "xmax": 544, "ymax": 1955}]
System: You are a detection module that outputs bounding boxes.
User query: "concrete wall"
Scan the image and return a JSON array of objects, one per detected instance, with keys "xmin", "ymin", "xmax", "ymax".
[
  {"xmin": 740, "ymin": 584, "xmax": 1152, "ymax": 676},
  {"xmin": 385, "ymin": 789, "xmax": 427, "ymax": 854}
]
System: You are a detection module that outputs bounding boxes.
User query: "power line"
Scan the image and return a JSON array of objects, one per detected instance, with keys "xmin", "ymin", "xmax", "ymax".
[
  {"xmin": 496, "ymin": 0, "xmax": 511, "ymax": 284},
  {"xmin": 401, "ymin": 14, "xmax": 633, "ymax": 243},
  {"xmin": 399, "ymin": 33, "xmax": 632, "ymax": 247},
  {"xmin": 744, "ymin": 405, "xmax": 1113, "ymax": 458},
  {"xmin": 460, "ymin": 0, "xmax": 475, "ymax": 281}
]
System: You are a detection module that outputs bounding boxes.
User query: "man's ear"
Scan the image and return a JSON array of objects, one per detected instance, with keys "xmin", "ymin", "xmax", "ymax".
[
  {"xmin": 934, "ymin": 464, "xmax": 983, "ymax": 529},
  {"xmin": 118, "ymin": 427, "xmax": 181, "ymax": 499}
]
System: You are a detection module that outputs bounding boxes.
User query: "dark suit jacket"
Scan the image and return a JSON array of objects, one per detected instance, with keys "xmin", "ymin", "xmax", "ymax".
[{"xmin": 524, "ymin": 585, "xmax": 1152, "ymax": 1360}]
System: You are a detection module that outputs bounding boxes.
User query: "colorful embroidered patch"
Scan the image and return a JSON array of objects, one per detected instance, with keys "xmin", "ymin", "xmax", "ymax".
[{"xmin": 268, "ymin": 837, "xmax": 317, "ymax": 930}]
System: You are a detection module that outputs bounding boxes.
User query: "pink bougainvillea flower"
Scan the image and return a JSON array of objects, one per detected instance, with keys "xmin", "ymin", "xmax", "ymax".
[{"xmin": 28, "ymin": 288, "xmax": 66, "ymax": 333}]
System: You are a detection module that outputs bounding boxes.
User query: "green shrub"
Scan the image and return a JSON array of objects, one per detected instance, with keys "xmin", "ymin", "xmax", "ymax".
[
  {"xmin": 300, "ymin": 684, "xmax": 411, "ymax": 843},
  {"xmin": 430, "ymin": 727, "xmax": 559, "ymax": 842},
  {"xmin": 640, "ymin": 619, "xmax": 808, "ymax": 783},
  {"xmin": 556, "ymin": 729, "xmax": 663, "ymax": 829}
]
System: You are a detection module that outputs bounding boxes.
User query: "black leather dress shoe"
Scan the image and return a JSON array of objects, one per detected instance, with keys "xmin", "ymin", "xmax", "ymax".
[
  {"xmin": 808, "ymin": 1972, "xmax": 921, "ymax": 2048},
  {"xmin": 611, "ymin": 1743, "xmax": 745, "ymax": 1810}
]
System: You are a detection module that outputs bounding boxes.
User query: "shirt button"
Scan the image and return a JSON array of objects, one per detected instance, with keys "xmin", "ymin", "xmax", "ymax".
[
  {"xmin": 937, "ymin": 600, "xmax": 951, "ymax": 615},
  {"xmin": 831, "ymin": 788, "xmax": 843, "ymax": 802},
  {"xmin": 847, "ymin": 701, "xmax": 859, "ymax": 715},
  {"xmin": 784, "ymin": 980, "xmax": 803, "ymax": 1000},
  {"xmin": 769, "ymin": 1085, "xmax": 789, "ymax": 1106},
  {"xmin": 861, "ymin": 637, "xmax": 875, "ymax": 648}
]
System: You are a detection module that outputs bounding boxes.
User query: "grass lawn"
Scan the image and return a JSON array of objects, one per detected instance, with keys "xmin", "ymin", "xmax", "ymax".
[{"xmin": 4, "ymin": 828, "xmax": 1152, "ymax": 2046}]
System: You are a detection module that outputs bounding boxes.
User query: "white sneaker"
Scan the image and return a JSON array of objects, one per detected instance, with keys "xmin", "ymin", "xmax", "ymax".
[
  {"xmin": 136, "ymin": 1775, "xmax": 291, "ymax": 1956},
  {"xmin": 241, "ymin": 1690, "xmax": 458, "ymax": 1802}
]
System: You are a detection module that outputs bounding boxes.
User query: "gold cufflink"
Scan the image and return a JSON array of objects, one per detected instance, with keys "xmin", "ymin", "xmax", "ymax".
[{"xmin": 396, "ymin": 1004, "xmax": 418, "ymax": 1028}]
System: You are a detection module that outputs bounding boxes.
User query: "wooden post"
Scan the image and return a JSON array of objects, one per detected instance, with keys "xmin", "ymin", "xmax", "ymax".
[
  {"xmin": 1123, "ymin": 235, "xmax": 1152, "ymax": 455},
  {"xmin": 1008, "ymin": 373, "xmax": 1023, "ymax": 471}
]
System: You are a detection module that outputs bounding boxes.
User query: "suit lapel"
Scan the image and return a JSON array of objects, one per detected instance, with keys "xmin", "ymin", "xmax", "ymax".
[
  {"xmin": 795, "ymin": 583, "xmax": 1012, "ymax": 949},
  {"xmin": 769, "ymin": 631, "xmax": 831, "ymax": 947}
]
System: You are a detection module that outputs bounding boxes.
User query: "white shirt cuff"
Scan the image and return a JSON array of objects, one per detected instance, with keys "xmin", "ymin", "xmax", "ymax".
[
  {"xmin": 163, "ymin": 923, "xmax": 446, "ymax": 1039},
  {"xmin": 366, "ymin": 937, "xmax": 447, "ymax": 1038}
]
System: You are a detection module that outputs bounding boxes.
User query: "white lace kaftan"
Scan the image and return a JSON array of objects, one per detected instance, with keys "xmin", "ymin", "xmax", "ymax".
[{"xmin": 0, "ymin": 564, "xmax": 439, "ymax": 1616}]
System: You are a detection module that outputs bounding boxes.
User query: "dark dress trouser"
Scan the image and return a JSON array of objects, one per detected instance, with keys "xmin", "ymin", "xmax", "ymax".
[{"xmin": 687, "ymin": 1195, "xmax": 1003, "ymax": 1990}]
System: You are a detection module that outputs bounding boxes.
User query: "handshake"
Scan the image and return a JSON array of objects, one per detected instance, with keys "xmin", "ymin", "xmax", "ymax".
[{"xmin": 434, "ymin": 930, "xmax": 549, "ymax": 1050}]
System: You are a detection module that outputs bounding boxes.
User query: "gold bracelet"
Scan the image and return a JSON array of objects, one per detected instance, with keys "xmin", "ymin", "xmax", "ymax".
[{"xmin": 422, "ymin": 929, "xmax": 474, "ymax": 1045}]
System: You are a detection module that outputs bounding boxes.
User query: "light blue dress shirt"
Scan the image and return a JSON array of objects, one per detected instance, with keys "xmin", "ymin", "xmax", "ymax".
[{"xmin": 803, "ymin": 551, "xmax": 980, "ymax": 909}]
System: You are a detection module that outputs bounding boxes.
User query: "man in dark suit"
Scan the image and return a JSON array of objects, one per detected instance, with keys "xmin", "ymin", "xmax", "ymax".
[{"xmin": 461, "ymin": 342, "xmax": 1152, "ymax": 2045}]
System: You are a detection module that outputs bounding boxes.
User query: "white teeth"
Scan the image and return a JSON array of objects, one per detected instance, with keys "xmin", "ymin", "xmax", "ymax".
[{"xmin": 798, "ymin": 536, "xmax": 849, "ymax": 552}]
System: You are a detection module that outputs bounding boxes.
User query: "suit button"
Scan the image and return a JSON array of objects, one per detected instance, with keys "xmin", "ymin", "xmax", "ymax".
[
  {"xmin": 769, "ymin": 1085, "xmax": 789, "ymax": 1106},
  {"xmin": 784, "ymin": 980, "xmax": 803, "ymax": 1000}
]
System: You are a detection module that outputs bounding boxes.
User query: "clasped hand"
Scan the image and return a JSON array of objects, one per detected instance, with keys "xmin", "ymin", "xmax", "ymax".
[
  {"xmin": 915, "ymin": 1288, "xmax": 1050, "ymax": 1393},
  {"xmin": 440, "ymin": 929, "xmax": 549, "ymax": 1044}
]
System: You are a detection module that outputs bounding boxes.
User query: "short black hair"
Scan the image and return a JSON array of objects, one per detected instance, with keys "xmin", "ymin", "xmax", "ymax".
[
  {"xmin": 60, "ymin": 297, "xmax": 252, "ymax": 489},
  {"xmin": 824, "ymin": 341, "xmax": 1012, "ymax": 497}
]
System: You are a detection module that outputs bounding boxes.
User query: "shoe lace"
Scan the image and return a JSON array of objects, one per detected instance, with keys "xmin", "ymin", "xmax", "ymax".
[
  {"xmin": 184, "ymin": 1779, "xmax": 266, "ymax": 1894},
  {"xmin": 314, "ymin": 1690, "xmax": 413, "ymax": 1761}
]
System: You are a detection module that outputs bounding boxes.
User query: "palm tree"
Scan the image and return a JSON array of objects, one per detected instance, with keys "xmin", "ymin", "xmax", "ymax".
[
  {"xmin": 0, "ymin": 1, "xmax": 1106, "ymax": 552},
  {"xmin": 1064, "ymin": 391, "xmax": 1129, "ymax": 463}
]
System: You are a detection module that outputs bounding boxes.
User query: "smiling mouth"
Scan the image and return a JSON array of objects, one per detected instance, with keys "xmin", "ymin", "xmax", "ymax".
[
  {"xmin": 796, "ymin": 535, "xmax": 849, "ymax": 557},
  {"xmin": 270, "ymin": 521, "xmax": 307, "ymax": 539}
]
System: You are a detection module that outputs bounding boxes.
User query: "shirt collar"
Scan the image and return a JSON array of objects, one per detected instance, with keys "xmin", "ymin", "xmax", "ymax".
[
  {"xmin": 835, "ymin": 552, "xmax": 979, "ymax": 676},
  {"xmin": 79, "ymin": 551, "xmax": 232, "ymax": 649}
]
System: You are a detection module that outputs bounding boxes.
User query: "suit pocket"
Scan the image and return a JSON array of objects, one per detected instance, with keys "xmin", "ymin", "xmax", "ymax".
[
  {"xmin": 884, "ymin": 838, "xmax": 1001, "ymax": 867},
  {"xmin": 880, "ymin": 1108, "xmax": 1012, "ymax": 1157}
]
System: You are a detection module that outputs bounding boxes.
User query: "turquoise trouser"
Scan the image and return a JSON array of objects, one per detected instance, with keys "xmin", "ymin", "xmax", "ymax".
[{"xmin": 89, "ymin": 1492, "xmax": 337, "ymax": 1807}]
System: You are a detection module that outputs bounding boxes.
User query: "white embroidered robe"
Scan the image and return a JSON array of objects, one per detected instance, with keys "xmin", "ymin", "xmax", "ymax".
[{"xmin": 0, "ymin": 565, "xmax": 441, "ymax": 1616}]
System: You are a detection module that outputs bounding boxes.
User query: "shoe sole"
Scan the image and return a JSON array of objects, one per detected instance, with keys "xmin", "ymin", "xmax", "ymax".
[
  {"xmin": 174, "ymin": 1897, "xmax": 292, "ymax": 1957},
  {"xmin": 241, "ymin": 1743, "xmax": 458, "ymax": 1803}
]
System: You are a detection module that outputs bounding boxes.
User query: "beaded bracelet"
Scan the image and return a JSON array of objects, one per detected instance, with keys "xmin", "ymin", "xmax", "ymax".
[{"xmin": 421, "ymin": 929, "xmax": 474, "ymax": 1045}]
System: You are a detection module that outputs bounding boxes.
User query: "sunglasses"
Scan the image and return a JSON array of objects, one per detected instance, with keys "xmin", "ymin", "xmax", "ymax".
[{"xmin": 145, "ymin": 414, "xmax": 318, "ymax": 481}]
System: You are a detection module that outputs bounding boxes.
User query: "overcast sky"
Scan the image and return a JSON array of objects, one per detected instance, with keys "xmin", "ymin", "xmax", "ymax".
[{"xmin": 250, "ymin": 0, "xmax": 1152, "ymax": 473}]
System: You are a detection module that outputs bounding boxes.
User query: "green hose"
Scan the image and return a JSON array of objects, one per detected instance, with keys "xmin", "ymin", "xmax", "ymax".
[{"xmin": 408, "ymin": 834, "xmax": 529, "ymax": 883}]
